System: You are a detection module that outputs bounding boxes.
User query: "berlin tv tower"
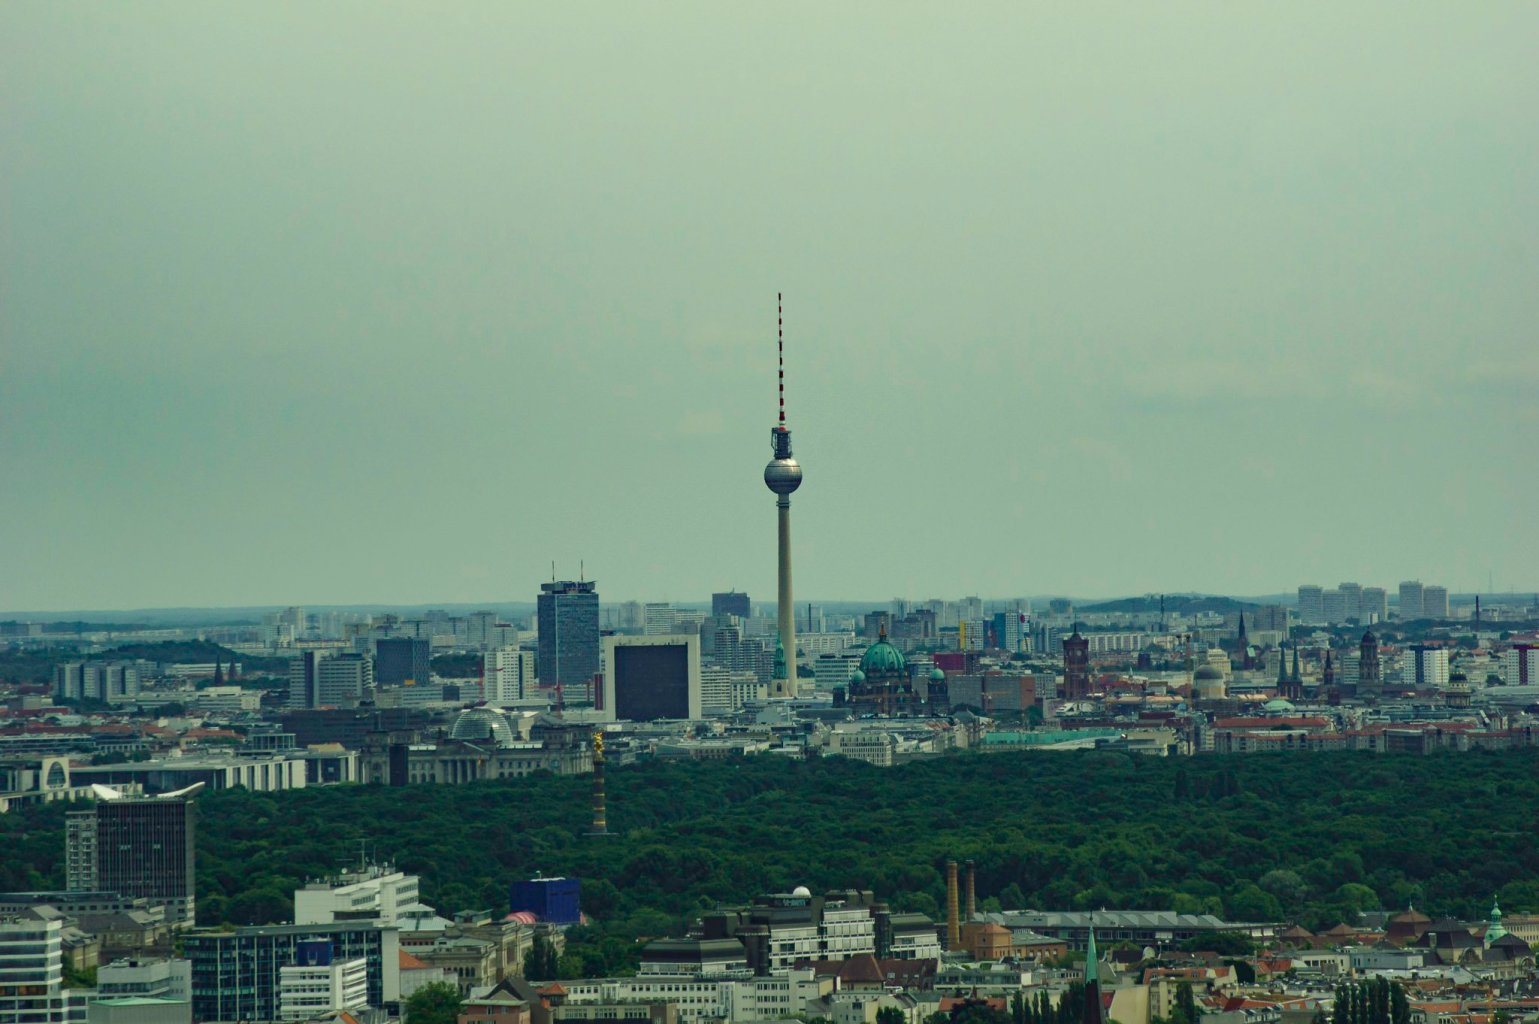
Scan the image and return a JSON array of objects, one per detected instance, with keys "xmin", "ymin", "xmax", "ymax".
[{"xmin": 763, "ymin": 293, "xmax": 802, "ymax": 699}]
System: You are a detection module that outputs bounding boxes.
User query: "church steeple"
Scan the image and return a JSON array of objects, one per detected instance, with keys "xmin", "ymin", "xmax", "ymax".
[
  {"xmin": 1485, "ymin": 897, "xmax": 1507, "ymax": 947},
  {"xmin": 1083, "ymin": 926, "xmax": 1104, "ymax": 1024},
  {"xmin": 1290, "ymin": 646, "xmax": 1301, "ymax": 684},
  {"xmin": 1276, "ymin": 643, "xmax": 1289, "ymax": 685}
]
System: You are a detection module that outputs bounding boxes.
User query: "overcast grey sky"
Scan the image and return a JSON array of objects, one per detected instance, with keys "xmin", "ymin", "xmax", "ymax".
[{"xmin": 3, "ymin": 4, "xmax": 1535, "ymax": 613}]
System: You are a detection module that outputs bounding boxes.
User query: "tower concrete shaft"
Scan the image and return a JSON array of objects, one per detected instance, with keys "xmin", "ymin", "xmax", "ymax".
[{"xmin": 773, "ymin": 497, "xmax": 796, "ymax": 698}]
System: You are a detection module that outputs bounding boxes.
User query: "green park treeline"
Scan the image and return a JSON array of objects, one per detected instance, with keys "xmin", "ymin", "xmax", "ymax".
[{"xmin": 4, "ymin": 749, "xmax": 1537, "ymax": 971}]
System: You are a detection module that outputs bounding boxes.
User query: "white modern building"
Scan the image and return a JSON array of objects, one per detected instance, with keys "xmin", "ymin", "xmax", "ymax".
[
  {"xmin": 278, "ymin": 951, "xmax": 367, "ymax": 1021},
  {"xmin": 0, "ymin": 915, "xmax": 69, "ymax": 1024},
  {"xmin": 294, "ymin": 866, "xmax": 423, "ymax": 927}
]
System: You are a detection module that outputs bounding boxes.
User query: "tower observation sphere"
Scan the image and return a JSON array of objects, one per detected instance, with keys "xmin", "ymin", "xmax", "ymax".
[{"xmin": 764, "ymin": 451, "xmax": 802, "ymax": 495}]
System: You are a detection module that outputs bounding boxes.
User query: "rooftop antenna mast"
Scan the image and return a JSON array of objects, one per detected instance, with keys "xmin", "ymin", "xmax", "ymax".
[{"xmin": 778, "ymin": 292, "xmax": 786, "ymax": 427}]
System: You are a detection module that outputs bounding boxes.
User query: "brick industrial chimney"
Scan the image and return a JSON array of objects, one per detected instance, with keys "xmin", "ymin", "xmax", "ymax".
[
  {"xmin": 965, "ymin": 860, "xmax": 976, "ymax": 920},
  {"xmin": 946, "ymin": 859, "xmax": 961, "ymax": 949}
]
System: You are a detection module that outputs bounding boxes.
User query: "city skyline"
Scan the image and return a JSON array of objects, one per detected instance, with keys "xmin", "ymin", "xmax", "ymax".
[{"xmin": 4, "ymin": 5, "xmax": 1536, "ymax": 611}]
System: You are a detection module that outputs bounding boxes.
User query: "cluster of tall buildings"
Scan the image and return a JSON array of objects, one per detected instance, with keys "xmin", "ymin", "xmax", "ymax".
[{"xmin": 1297, "ymin": 581, "xmax": 1450, "ymax": 624}]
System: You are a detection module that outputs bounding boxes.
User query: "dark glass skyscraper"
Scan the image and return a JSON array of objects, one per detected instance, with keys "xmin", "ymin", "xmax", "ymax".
[
  {"xmin": 711, "ymin": 591, "xmax": 751, "ymax": 620},
  {"xmin": 374, "ymin": 638, "xmax": 431, "ymax": 688},
  {"xmin": 537, "ymin": 580, "xmax": 599, "ymax": 687},
  {"xmin": 67, "ymin": 791, "xmax": 198, "ymax": 925}
]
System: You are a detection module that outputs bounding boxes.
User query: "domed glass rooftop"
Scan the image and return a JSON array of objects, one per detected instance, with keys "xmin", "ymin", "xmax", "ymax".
[{"xmin": 450, "ymin": 707, "xmax": 517, "ymax": 747}]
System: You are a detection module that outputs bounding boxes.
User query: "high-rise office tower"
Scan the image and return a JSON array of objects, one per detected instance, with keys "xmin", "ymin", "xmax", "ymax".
[
  {"xmin": 537, "ymin": 580, "xmax": 600, "ymax": 688},
  {"xmin": 1321, "ymin": 589, "xmax": 1348, "ymax": 624},
  {"xmin": 67, "ymin": 787, "xmax": 199, "ymax": 925},
  {"xmin": 712, "ymin": 591, "xmax": 751, "ymax": 620},
  {"xmin": 1297, "ymin": 586, "xmax": 1324, "ymax": 624},
  {"xmin": 1361, "ymin": 587, "xmax": 1388, "ymax": 623},
  {"xmin": 374, "ymin": 638, "xmax": 431, "ymax": 689},
  {"xmin": 762, "ymin": 294, "xmax": 803, "ymax": 699},
  {"xmin": 1399, "ymin": 581, "xmax": 1425, "ymax": 620},
  {"xmin": 289, "ymin": 652, "xmax": 373, "ymax": 708},
  {"xmin": 1422, "ymin": 585, "xmax": 1449, "ymax": 619}
]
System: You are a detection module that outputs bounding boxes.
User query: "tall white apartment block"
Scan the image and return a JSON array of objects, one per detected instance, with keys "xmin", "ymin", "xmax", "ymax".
[
  {"xmin": 1399, "ymin": 581, "xmax": 1425, "ymax": 620},
  {"xmin": 1402, "ymin": 647, "xmax": 1450, "ymax": 688},
  {"xmin": 485, "ymin": 647, "xmax": 536, "ymax": 703},
  {"xmin": 1422, "ymin": 585, "xmax": 1450, "ymax": 619},
  {"xmin": 1337, "ymin": 583, "xmax": 1363, "ymax": 621},
  {"xmin": 1503, "ymin": 646, "xmax": 1538, "ymax": 686},
  {"xmin": 1361, "ymin": 587, "xmax": 1388, "ymax": 623},
  {"xmin": 1297, "ymin": 586, "xmax": 1324, "ymax": 624}
]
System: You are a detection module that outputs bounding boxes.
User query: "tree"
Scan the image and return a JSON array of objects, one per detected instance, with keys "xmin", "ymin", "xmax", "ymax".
[
  {"xmin": 1390, "ymin": 982, "xmax": 1410, "ymax": 1024},
  {"xmin": 1173, "ymin": 981, "xmax": 1201, "ymax": 1024},
  {"xmin": 404, "ymin": 981, "xmax": 462, "ymax": 1024},
  {"xmin": 1331, "ymin": 986, "xmax": 1349, "ymax": 1024},
  {"xmin": 524, "ymin": 934, "xmax": 559, "ymax": 980},
  {"xmin": 880, "ymin": 1008, "xmax": 908, "ymax": 1024}
]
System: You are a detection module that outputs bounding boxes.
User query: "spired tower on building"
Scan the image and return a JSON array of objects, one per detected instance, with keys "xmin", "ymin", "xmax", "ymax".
[{"xmin": 763, "ymin": 294, "xmax": 802, "ymax": 698}]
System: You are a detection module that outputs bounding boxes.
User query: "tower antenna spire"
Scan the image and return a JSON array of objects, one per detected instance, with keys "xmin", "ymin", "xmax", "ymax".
[{"xmin": 778, "ymin": 292, "xmax": 786, "ymax": 425}]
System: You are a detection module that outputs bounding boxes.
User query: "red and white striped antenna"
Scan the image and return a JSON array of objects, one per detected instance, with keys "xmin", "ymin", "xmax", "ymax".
[{"xmin": 777, "ymin": 292, "xmax": 785, "ymax": 425}]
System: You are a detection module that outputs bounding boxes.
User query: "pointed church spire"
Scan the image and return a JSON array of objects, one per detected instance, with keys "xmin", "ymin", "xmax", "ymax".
[
  {"xmin": 1276, "ymin": 644, "xmax": 1289, "ymax": 685},
  {"xmin": 1083, "ymin": 926, "xmax": 1104, "ymax": 1024},
  {"xmin": 1291, "ymin": 645, "xmax": 1302, "ymax": 684},
  {"xmin": 212, "ymin": 657, "xmax": 224, "ymax": 687}
]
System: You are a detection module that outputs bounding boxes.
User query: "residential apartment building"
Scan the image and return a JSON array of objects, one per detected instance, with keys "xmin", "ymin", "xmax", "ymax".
[
  {"xmin": 486, "ymin": 647, "xmax": 537, "ymax": 704},
  {"xmin": 53, "ymin": 662, "xmax": 142, "ymax": 704},
  {"xmin": 289, "ymin": 651, "xmax": 374, "ymax": 708}
]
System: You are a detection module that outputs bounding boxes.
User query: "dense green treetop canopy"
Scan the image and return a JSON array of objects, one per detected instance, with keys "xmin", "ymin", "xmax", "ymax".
[{"xmin": 3, "ymin": 749, "xmax": 1535, "ymax": 964}]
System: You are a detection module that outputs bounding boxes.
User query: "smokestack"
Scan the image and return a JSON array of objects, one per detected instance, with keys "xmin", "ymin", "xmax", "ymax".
[
  {"xmin": 965, "ymin": 860, "xmax": 976, "ymax": 921},
  {"xmin": 945, "ymin": 860, "xmax": 960, "ymax": 950}
]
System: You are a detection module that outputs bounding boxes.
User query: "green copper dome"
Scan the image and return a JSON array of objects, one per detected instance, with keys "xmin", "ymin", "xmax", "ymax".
[
  {"xmin": 929, "ymin": 666, "xmax": 946, "ymax": 682},
  {"xmin": 860, "ymin": 637, "xmax": 906, "ymax": 676},
  {"xmin": 848, "ymin": 669, "xmax": 866, "ymax": 685}
]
